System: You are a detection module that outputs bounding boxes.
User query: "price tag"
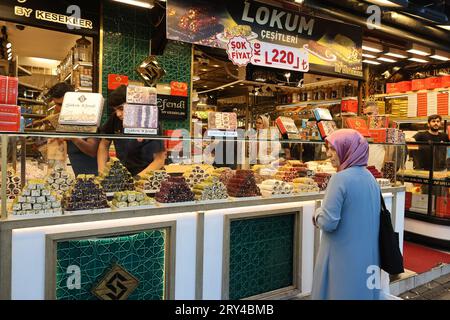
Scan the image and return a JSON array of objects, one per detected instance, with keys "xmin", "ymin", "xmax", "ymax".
[
  {"xmin": 226, "ymin": 36, "xmax": 253, "ymax": 67},
  {"xmin": 124, "ymin": 128, "xmax": 157, "ymax": 135},
  {"xmin": 251, "ymin": 41, "xmax": 309, "ymax": 72},
  {"xmin": 207, "ymin": 130, "xmax": 238, "ymax": 137}
]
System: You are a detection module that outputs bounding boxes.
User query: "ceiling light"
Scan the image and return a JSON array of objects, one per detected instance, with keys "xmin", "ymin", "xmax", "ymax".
[
  {"xmin": 363, "ymin": 59, "xmax": 381, "ymax": 65},
  {"xmin": 294, "ymin": 0, "xmax": 304, "ymax": 3},
  {"xmin": 239, "ymin": 83, "xmax": 245, "ymax": 86},
  {"xmin": 385, "ymin": 48, "xmax": 407, "ymax": 59},
  {"xmin": 7, "ymin": 48, "xmax": 12, "ymax": 53},
  {"xmin": 8, "ymin": 56, "xmax": 12, "ymax": 61},
  {"xmin": 429, "ymin": 50, "xmax": 450, "ymax": 61},
  {"xmin": 6, "ymin": 43, "xmax": 11, "ymax": 49},
  {"xmin": 362, "ymin": 53, "xmax": 377, "ymax": 58},
  {"xmin": 408, "ymin": 56, "xmax": 429, "ymax": 63},
  {"xmin": 211, "ymin": 64, "xmax": 220, "ymax": 67},
  {"xmin": 200, "ymin": 68, "xmax": 209, "ymax": 72},
  {"xmin": 364, "ymin": 0, "xmax": 408, "ymax": 7},
  {"xmin": 112, "ymin": 0, "xmax": 154, "ymax": 9},
  {"xmin": 203, "ymin": 85, "xmax": 208, "ymax": 88},
  {"xmin": 362, "ymin": 40, "xmax": 383, "ymax": 53},
  {"xmin": 377, "ymin": 56, "xmax": 397, "ymax": 63},
  {"xmin": 192, "ymin": 75, "xmax": 200, "ymax": 81},
  {"xmin": 230, "ymin": 86, "xmax": 234, "ymax": 88},
  {"xmin": 407, "ymin": 44, "xmax": 431, "ymax": 56},
  {"xmin": 437, "ymin": 24, "xmax": 450, "ymax": 30}
]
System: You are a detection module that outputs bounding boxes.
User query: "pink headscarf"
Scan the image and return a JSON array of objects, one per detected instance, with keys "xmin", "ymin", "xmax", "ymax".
[{"xmin": 325, "ymin": 129, "xmax": 369, "ymax": 171}]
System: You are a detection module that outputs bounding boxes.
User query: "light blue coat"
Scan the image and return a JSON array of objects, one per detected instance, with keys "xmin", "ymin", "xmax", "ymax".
[{"xmin": 311, "ymin": 166, "xmax": 382, "ymax": 300}]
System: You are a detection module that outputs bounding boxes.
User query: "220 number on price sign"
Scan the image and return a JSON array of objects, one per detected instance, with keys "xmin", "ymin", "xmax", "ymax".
[{"xmin": 251, "ymin": 41, "xmax": 309, "ymax": 72}]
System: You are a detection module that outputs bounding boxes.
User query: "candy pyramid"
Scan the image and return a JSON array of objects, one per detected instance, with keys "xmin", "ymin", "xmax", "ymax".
[
  {"xmin": 63, "ymin": 175, "xmax": 109, "ymax": 211},
  {"xmin": 226, "ymin": 170, "xmax": 261, "ymax": 197},
  {"xmin": 135, "ymin": 170, "xmax": 169, "ymax": 192},
  {"xmin": 155, "ymin": 176, "xmax": 195, "ymax": 203},
  {"xmin": 97, "ymin": 158, "xmax": 135, "ymax": 193},
  {"xmin": 46, "ymin": 164, "xmax": 75, "ymax": 197}
]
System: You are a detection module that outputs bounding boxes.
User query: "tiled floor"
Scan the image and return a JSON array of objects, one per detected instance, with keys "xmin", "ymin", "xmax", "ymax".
[{"xmin": 399, "ymin": 273, "xmax": 450, "ymax": 300}]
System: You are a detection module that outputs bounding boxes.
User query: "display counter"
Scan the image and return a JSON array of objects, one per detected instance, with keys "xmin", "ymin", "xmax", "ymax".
[
  {"xmin": 0, "ymin": 132, "xmax": 406, "ymax": 299},
  {"xmin": 0, "ymin": 186, "xmax": 405, "ymax": 300}
]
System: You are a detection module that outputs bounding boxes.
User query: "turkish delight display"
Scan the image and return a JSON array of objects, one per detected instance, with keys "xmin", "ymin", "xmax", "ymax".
[
  {"xmin": 259, "ymin": 179, "xmax": 294, "ymax": 197},
  {"xmin": 97, "ymin": 158, "xmax": 135, "ymax": 192},
  {"xmin": 1, "ymin": 168, "xmax": 21, "ymax": 200},
  {"xmin": 46, "ymin": 165, "xmax": 75, "ymax": 197},
  {"xmin": 63, "ymin": 175, "xmax": 109, "ymax": 211},
  {"xmin": 111, "ymin": 191, "xmax": 154, "ymax": 208},
  {"xmin": 155, "ymin": 176, "xmax": 195, "ymax": 203},
  {"xmin": 312, "ymin": 173, "xmax": 333, "ymax": 191},
  {"xmin": 226, "ymin": 170, "xmax": 261, "ymax": 197},
  {"xmin": 183, "ymin": 165, "xmax": 213, "ymax": 188},
  {"xmin": 367, "ymin": 166, "xmax": 383, "ymax": 179},
  {"xmin": 382, "ymin": 161, "xmax": 396, "ymax": 183},
  {"xmin": 292, "ymin": 177, "xmax": 320, "ymax": 193},
  {"xmin": 193, "ymin": 176, "xmax": 228, "ymax": 201},
  {"xmin": 377, "ymin": 178, "xmax": 391, "ymax": 188},
  {"xmin": 210, "ymin": 167, "xmax": 235, "ymax": 186},
  {"xmin": 274, "ymin": 166, "xmax": 298, "ymax": 182},
  {"xmin": 11, "ymin": 179, "xmax": 62, "ymax": 216},
  {"xmin": 135, "ymin": 170, "xmax": 169, "ymax": 192}
]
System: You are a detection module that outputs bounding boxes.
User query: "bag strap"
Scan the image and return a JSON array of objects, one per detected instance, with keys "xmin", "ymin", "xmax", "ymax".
[{"xmin": 380, "ymin": 192, "xmax": 387, "ymax": 212}]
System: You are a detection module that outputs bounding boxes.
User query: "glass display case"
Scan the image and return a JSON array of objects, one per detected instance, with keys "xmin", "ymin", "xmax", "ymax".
[{"xmin": 0, "ymin": 131, "xmax": 408, "ymax": 220}]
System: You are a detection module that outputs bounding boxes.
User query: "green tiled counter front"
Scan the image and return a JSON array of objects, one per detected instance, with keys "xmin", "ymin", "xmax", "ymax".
[
  {"xmin": 229, "ymin": 214, "xmax": 295, "ymax": 300},
  {"xmin": 55, "ymin": 230, "xmax": 166, "ymax": 300}
]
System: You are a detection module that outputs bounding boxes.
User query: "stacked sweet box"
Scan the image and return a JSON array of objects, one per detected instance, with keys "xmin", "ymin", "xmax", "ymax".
[
  {"xmin": 155, "ymin": 176, "xmax": 195, "ymax": 203},
  {"xmin": 112, "ymin": 191, "xmax": 154, "ymax": 208},
  {"xmin": 97, "ymin": 158, "xmax": 135, "ymax": 193},
  {"xmin": 259, "ymin": 179, "xmax": 294, "ymax": 197},
  {"xmin": 193, "ymin": 176, "xmax": 228, "ymax": 201},
  {"xmin": 135, "ymin": 170, "xmax": 169, "ymax": 192},
  {"xmin": 312, "ymin": 173, "xmax": 332, "ymax": 191},
  {"xmin": 437, "ymin": 92, "xmax": 449, "ymax": 116},
  {"xmin": 226, "ymin": 170, "xmax": 261, "ymax": 197},
  {"xmin": 46, "ymin": 165, "xmax": 75, "ymax": 197},
  {"xmin": 11, "ymin": 179, "xmax": 62, "ymax": 216},
  {"xmin": 417, "ymin": 92, "xmax": 427, "ymax": 117},
  {"xmin": 63, "ymin": 175, "xmax": 109, "ymax": 211}
]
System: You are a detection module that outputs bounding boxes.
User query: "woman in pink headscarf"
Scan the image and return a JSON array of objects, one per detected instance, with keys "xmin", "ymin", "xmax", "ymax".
[{"xmin": 311, "ymin": 129, "xmax": 382, "ymax": 300}]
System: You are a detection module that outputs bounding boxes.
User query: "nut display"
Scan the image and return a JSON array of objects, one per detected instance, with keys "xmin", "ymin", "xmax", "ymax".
[
  {"xmin": 97, "ymin": 158, "xmax": 135, "ymax": 192},
  {"xmin": 259, "ymin": 179, "xmax": 294, "ymax": 197},
  {"xmin": 183, "ymin": 165, "xmax": 213, "ymax": 188},
  {"xmin": 193, "ymin": 176, "xmax": 228, "ymax": 201},
  {"xmin": 46, "ymin": 165, "xmax": 75, "ymax": 197},
  {"xmin": 136, "ymin": 170, "xmax": 169, "ymax": 192},
  {"xmin": 11, "ymin": 179, "xmax": 62, "ymax": 216},
  {"xmin": 63, "ymin": 175, "xmax": 109, "ymax": 211},
  {"xmin": 155, "ymin": 176, "xmax": 195, "ymax": 203},
  {"xmin": 292, "ymin": 177, "xmax": 320, "ymax": 193},
  {"xmin": 1, "ymin": 168, "xmax": 21, "ymax": 200},
  {"xmin": 226, "ymin": 170, "xmax": 261, "ymax": 197},
  {"xmin": 111, "ymin": 191, "xmax": 154, "ymax": 208}
]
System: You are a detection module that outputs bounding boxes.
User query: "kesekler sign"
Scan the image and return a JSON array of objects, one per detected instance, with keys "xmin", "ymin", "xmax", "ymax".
[{"xmin": 0, "ymin": 0, "xmax": 99, "ymax": 36}]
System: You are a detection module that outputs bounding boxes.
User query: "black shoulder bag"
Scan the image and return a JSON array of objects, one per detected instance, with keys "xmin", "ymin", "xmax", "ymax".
[{"xmin": 379, "ymin": 193, "xmax": 405, "ymax": 275}]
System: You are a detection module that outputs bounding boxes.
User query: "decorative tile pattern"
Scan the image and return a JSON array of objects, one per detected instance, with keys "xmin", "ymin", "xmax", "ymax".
[
  {"xmin": 101, "ymin": 2, "xmax": 191, "ymax": 131},
  {"xmin": 56, "ymin": 230, "xmax": 166, "ymax": 300},
  {"xmin": 229, "ymin": 214, "xmax": 295, "ymax": 300}
]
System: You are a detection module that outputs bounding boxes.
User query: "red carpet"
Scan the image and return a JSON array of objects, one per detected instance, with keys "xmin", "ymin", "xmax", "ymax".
[{"xmin": 403, "ymin": 241, "xmax": 450, "ymax": 274}]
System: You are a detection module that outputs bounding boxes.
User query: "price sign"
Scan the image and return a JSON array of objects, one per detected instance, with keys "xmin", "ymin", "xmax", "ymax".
[
  {"xmin": 226, "ymin": 36, "xmax": 253, "ymax": 67},
  {"xmin": 251, "ymin": 41, "xmax": 309, "ymax": 72}
]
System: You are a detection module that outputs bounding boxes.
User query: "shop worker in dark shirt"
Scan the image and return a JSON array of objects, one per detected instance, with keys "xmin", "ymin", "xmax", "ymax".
[
  {"xmin": 97, "ymin": 85, "xmax": 166, "ymax": 176},
  {"xmin": 47, "ymin": 82, "xmax": 99, "ymax": 175},
  {"xmin": 411, "ymin": 114, "xmax": 449, "ymax": 171}
]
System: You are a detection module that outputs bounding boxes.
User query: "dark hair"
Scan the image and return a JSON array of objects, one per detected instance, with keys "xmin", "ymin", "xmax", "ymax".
[
  {"xmin": 108, "ymin": 85, "xmax": 127, "ymax": 109},
  {"xmin": 47, "ymin": 82, "xmax": 74, "ymax": 99},
  {"xmin": 428, "ymin": 114, "xmax": 442, "ymax": 123}
]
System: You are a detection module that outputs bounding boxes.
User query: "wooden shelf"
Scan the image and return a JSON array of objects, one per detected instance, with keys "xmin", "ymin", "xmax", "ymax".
[
  {"xmin": 17, "ymin": 65, "xmax": 32, "ymax": 77},
  {"xmin": 21, "ymin": 113, "xmax": 46, "ymax": 119},
  {"xmin": 276, "ymin": 99, "xmax": 342, "ymax": 109},
  {"xmin": 374, "ymin": 88, "xmax": 449, "ymax": 99},
  {"xmin": 18, "ymin": 98, "xmax": 46, "ymax": 105},
  {"xmin": 18, "ymin": 82, "xmax": 43, "ymax": 91},
  {"xmin": 75, "ymin": 87, "xmax": 92, "ymax": 92},
  {"xmin": 73, "ymin": 62, "xmax": 93, "ymax": 69}
]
